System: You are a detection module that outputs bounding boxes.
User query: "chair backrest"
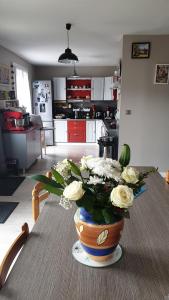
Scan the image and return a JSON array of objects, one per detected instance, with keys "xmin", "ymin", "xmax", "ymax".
[
  {"xmin": 0, "ymin": 223, "xmax": 29, "ymax": 289},
  {"xmin": 165, "ymin": 170, "xmax": 169, "ymax": 183},
  {"xmin": 32, "ymin": 171, "xmax": 52, "ymax": 222}
]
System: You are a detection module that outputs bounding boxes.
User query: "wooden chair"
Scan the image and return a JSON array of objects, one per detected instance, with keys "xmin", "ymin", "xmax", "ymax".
[
  {"xmin": 165, "ymin": 170, "xmax": 169, "ymax": 183},
  {"xmin": 32, "ymin": 171, "xmax": 52, "ymax": 222},
  {"xmin": 0, "ymin": 223, "xmax": 29, "ymax": 289}
]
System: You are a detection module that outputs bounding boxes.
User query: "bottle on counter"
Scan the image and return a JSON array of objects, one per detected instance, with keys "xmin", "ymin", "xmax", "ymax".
[
  {"xmin": 105, "ymin": 106, "xmax": 111, "ymax": 119},
  {"xmin": 91, "ymin": 104, "xmax": 96, "ymax": 119},
  {"xmin": 86, "ymin": 113, "xmax": 90, "ymax": 119}
]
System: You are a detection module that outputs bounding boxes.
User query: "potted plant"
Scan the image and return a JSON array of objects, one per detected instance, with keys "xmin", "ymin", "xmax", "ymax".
[{"xmin": 32, "ymin": 144, "xmax": 154, "ymax": 265}]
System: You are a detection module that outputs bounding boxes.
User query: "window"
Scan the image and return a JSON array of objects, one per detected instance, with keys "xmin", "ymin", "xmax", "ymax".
[{"xmin": 15, "ymin": 65, "xmax": 32, "ymax": 113}]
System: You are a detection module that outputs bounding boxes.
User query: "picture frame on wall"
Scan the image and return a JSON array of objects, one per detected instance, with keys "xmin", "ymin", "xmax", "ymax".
[
  {"xmin": 131, "ymin": 42, "xmax": 150, "ymax": 59},
  {"xmin": 154, "ymin": 64, "xmax": 169, "ymax": 84},
  {"xmin": 0, "ymin": 64, "xmax": 10, "ymax": 85}
]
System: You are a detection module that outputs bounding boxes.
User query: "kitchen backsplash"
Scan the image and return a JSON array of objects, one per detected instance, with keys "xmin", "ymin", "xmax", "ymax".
[{"xmin": 53, "ymin": 101, "xmax": 117, "ymax": 119}]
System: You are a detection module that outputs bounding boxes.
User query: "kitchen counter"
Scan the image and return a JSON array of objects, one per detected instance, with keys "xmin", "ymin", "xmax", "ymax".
[
  {"xmin": 3, "ymin": 127, "xmax": 41, "ymax": 172},
  {"xmin": 3, "ymin": 126, "xmax": 40, "ymax": 134},
  {"xmin": 53, "ymin": 118, "xmax": 118, "ymax": 145},
  {"xmin": 53, "ymin": 118, "xmax": 96, "ymax": 121}
]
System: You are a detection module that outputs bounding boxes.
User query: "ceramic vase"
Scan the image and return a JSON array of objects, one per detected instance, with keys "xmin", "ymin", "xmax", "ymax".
[{"xmin": 74, "ymin": 208, "xmax": 124, "ymax": 262}]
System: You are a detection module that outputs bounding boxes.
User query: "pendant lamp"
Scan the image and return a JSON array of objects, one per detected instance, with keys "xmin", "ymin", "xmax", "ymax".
[
  {"xmin": 58, "ymin": 23, "xmax": 79, "ymax": 64},
  {"xmin": 70, "ymin": 63, "xmax": 80, "ymax": 78}
]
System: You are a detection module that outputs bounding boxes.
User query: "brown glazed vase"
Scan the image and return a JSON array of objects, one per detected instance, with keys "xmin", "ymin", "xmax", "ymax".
[{"xmin": 74, "ymin": 208, "xmax": 124, "ymax": 262}]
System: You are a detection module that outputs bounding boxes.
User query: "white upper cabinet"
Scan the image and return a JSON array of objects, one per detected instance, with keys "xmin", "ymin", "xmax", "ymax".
[
  {"xmin": 104, "ymin": 76, "xmax": 120, "ymax": 101},
  {"xmin": 53, "ymin": 77, "xmax": 66, "ymax": 100},
  {"xmin": 86, "ymin": 120, "xmax": 96, "ymax": 143},
  {"xmin": 91, "ymin": 77, "xmax": 104, "ymax": 101},
  {"xmin": 104, "ymin": 77, "xmax": 113, "ymax": 100}
]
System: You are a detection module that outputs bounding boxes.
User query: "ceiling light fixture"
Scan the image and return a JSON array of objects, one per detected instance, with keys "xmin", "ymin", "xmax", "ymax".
[
  {"xmin": 58, "ymin": 23, "xmax": 79, "ymax": 64},
  {"xmin": 70, "ymin": 62, "xmax": 80, "ymax": 78}
]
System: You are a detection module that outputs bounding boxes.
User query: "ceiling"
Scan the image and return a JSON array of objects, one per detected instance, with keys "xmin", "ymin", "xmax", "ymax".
[{"xmin": 0, "ymin": 0, "xmax": 169, "ymax": 66}]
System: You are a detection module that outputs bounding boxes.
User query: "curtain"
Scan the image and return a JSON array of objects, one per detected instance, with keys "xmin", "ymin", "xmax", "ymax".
[{"xmin": 15, "ymin": 66, "xmax": 32, "ymax": 113}]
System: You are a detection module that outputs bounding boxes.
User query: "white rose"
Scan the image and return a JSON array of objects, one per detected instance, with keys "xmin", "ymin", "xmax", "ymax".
[
  {"xmin": 121, "ymin": 167, "xmax": 139, "ymax": 184},
  {"xmin": 110, "ymin": 185, "xmax": 134, "ymax": 208},
  {"xmin": 63, "ymin": 181, "xmax": 85, "ymax": 201}
]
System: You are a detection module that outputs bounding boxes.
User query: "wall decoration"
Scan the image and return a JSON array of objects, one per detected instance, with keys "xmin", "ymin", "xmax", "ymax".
[
  {"xmin": 154, "ymin": 64, "xmax": 169, "ymax": 84},
  {"xmin": 10, "ymin": 63, "xmax": 16, "ymax": 90},
  {"xmin": 131, "ymin": 42, "xmax": 150, "ymax": 59},
  {"xmin": 0, "ymin": 64, "xmax": 10, "ymax": 85}
]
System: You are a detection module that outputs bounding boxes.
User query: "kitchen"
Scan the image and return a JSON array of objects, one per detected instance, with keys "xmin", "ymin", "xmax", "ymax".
[
  {"xmin": 0, "ymin": 0, "xmax": 169, "ymax": 173},
  {"xmin": 33, "ymin": 74, "xmax": 120, "ymax": 143},
  {"xmin": 0, "ymin": 66, "xmax": 121, "ymax": 174}
]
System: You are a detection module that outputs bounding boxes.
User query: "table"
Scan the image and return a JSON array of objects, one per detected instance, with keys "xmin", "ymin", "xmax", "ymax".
[{"xmin": 1, "ymin": 172, "xmax": 169, "ymax": 300}]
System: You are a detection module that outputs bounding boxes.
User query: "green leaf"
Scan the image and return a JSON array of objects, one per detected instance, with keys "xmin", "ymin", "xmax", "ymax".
[
  {"xmin": 119, "ymin": 144, "xmax": 130, "ymax": 167},
  {"xmin": 66, "ymin": 175, "xmax": 78, "ymax": 185},
  {"xmin": 32, "ymin": 174, "xmax": 63, "ymax": 189},
  {"xmin": 92, "ymin": 209, "xmax": 104, "ymax": 224},
  {"xmin": 51, "ymin": 168, "xmax": 65, "ymax": 186},
  {"xmin": 76, "ymin": 192, "xmax": 94, "ymax": 211},
  {"xmin": 43, "ymin": 184, "xmax": 63, "ymax": 196},
  {"xmin": 102, "ymin": 208, "xmax": 114, "ymax": 224},
  {"xmin": 68, "ymin": 160, "xmax": 81, "ymax": 177}
]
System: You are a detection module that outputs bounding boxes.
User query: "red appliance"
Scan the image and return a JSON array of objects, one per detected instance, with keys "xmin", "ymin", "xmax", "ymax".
[{"xmin": 3, "ymin": 111, "xmax": 30, "ymax": 131}]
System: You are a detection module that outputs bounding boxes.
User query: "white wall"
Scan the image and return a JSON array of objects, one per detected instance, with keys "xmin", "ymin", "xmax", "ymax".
[{"xmin": 119, "ymin": 35, "xmax": 169, "ymax": 172}]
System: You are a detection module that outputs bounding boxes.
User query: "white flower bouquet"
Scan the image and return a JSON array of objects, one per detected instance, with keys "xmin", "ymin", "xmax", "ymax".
[{"xmin": 32, "ymin": 145, "xmax": 154, "ymax": 224}]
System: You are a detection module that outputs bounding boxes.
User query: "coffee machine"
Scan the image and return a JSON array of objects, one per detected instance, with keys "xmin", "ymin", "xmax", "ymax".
[
  {"xmin": 3, "ymin": 111, "xmax": 30, "ymax": 131},
  {"xmin": 104, "ymin": 106, "xmax": 112, "ymax": 119}
]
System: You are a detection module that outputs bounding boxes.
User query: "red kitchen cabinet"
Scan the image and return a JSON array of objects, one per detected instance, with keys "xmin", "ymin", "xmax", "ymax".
[{"xmin": 67, "ymin": 120, "xmax": 86, "ymax": 142}]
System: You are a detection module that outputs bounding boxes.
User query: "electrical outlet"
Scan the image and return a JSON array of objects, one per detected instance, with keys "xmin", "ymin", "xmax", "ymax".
[{"xmin": 125, "ymin": 109, "xmax": 132, "ymax": 115}]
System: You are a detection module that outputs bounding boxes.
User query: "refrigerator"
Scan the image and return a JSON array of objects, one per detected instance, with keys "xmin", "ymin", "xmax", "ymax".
[{"xmin": 32, "ymin": 80, "xmax": 53, "ymax": 145}]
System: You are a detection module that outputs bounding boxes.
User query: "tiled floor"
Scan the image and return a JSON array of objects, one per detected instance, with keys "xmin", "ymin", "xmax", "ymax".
[{"xmin": 0, "ymin": 144, "xmax": 99, "ymax": 263}]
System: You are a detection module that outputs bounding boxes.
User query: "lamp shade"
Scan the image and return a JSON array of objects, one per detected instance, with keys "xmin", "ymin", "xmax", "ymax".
[
  {"xmin": 58, "ymin": 48, "xmax": 79, "ymax": 64},
  {"xmin": 58, "ymin": 23, "xmax": 79, "ymax": 64},
  {"xmin": 70, "ymin": 63, "xmax": 80, "ymax": 78}
]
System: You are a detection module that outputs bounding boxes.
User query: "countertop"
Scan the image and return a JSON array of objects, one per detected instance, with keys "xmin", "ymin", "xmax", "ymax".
[
  {"xmin": 53, "ymin": 118, "xmax": 98, "ymax": 121},
  {"xmin": 2, "ymin": 126, "xmax": 40, "ymax": 134}
]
